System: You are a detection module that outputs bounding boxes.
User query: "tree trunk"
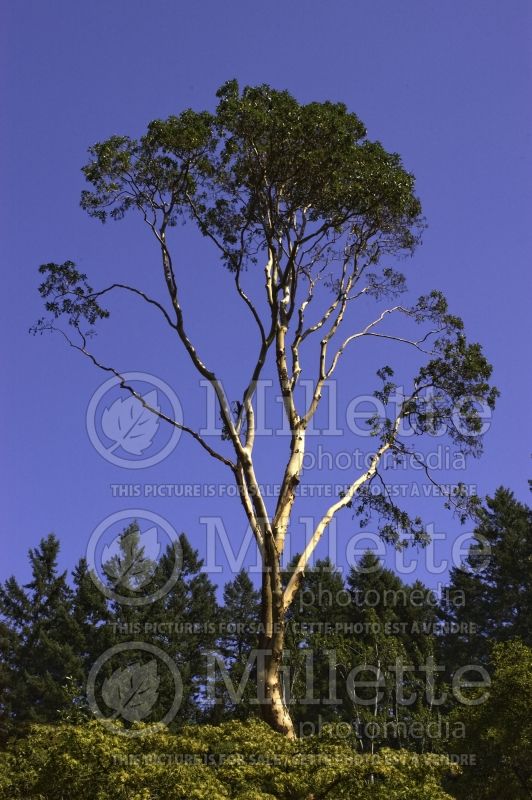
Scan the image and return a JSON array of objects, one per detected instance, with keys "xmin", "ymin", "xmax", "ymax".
[{"xmin": 257, "ymin": 563, "xmax": 295, "ymax": 738}]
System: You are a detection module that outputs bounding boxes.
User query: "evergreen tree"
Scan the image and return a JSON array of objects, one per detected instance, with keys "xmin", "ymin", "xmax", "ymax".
[
  {"xmin": 100, "ymin": 531, "xmax": 220, "ymax": 728},
  {"xmin": 448, "ymin": 639, "xmax": 532, "ymax": 800},
  {"xmin": 102, "ymin": 521, "xmax": 158, "ymax": 595},
  {"xmin": 284, "ymin": 557, "xmax": 350, "ymax": 732},
  {"xmin": 441, "ymin": 487, "xmax": 532, "ymax": 674},
  {"xmin": 0, "ymin": 535, "xmax": 84, "ymax": 734},
  {"xmin": 209, "ymin": 568, "xmax": 261, "ymax": 721},
  {"xmin": 71, "ymin": 555, "xmax": 115, "ymax": 672},
  {"xmin": 345, "ymin": 552, "xmax": 442, "ymax": 752}
]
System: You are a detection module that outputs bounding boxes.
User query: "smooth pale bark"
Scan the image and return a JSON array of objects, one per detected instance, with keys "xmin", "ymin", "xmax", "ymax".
[{"xmin": 257, "ymin": 566, "xmax": 295, "ymax": 738}]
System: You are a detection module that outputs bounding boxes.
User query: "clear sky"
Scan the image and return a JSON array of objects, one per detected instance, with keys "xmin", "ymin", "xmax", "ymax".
[{"xmin": 1, "ymin": 0, "xmax": 531, "ymax": 591}]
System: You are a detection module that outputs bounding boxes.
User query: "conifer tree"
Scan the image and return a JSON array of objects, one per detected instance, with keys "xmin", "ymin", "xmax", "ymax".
[
  {"xmin": 209, "ymin": 568, "xmax": 261, "ymax": 721},
  {"xmin": 0, "ymin": 535, "xmax": 84, "ymax": 733},
  {"xmin": 101, "ymin": 531, "xmax": 220, "ymax": 726},
  {"xmin": 345, "ymin": 552, "xmax": 442, "ymax": 752},
  {"xmin": 441, "ymin": 487, "xmax": 532, "ymax": 674},
  {"xmin": 284, "ymin": 557, "xmax": 349, "ymax": 731}
]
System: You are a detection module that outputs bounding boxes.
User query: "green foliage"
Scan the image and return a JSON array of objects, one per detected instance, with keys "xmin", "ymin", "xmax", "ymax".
[
  {"xmin": 0, "ymin": 531, "xmax": 220, "ymax": 734},
  {"xmin": 31, "ymin": 260, "xmax": 110, "ymax": 336},
  {"xmin": 77, "ymin": 79, "xmax": 423, "ymax": 260},
  {"xmin": 34, "ymin": 79, "xmax": 425, "ymax": 329},
  {"xmin": 283, "ymin": 554, "xmax": 446, "ymax": 752},
  {"xmin": 0, "ymin": 535, "xmax": 85, "ymax": 737},
  {"xmin": 413, "ymin": 334, "xmax": 499, "ymax": 455},
  {"xmin": 448, "ymin": 640, "xmax": 532, "ymax": 799},
  {"xmin": 441, "ymin": 488, "xmax": 532, "ymax": 672},
  {"xmin": 87, "ymin": 531, "xmax": 220, "ymax": 728},
  {"xmin": 80, "ymin": 110, "xmax": 215, "ymax": 225},
  {"xmin": 0, "ymin": 718, "xmax": 458, "ymax": 800},
  {"xmin": 102, "ymin": 522, "xmax": 158, "ymax": 593},
  {"xmin": 210, "ymin": 80, "xmax": 423, "ymax": 268},
  {"xmin": 208, "ymin": 569, "xmax": 261, "ymax": 722},
  {"xmin": 436, "ymin": 493, "xmax": 532, "ymax": 797},
  {"xmin": 2, "ymin": 503, "xmax": 531, "ymax": 797},
  {"xmin": 284, "ymin": 557, "xmax": 350, "ymax": 729}
]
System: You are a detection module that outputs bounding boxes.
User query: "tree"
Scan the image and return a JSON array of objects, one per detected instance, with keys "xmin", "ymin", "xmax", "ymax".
[
  {"xmin": 283, "ymin": 556, "xmax": 351, "ymax": 732},
  {"xmin": 0, "ymin": 535, "xmax": 84, "ymax": 735},
  {"xmin": 33, "ymin": 80, "xmax": 498, "ymax": 736},
  {"xmin": 447, "ymin": 640, "xmax": 532, "ymax": 800},
  {"xmin": 142, "ymin": 533, "xmax": 220, "ymax": 725},
  {"xmin": 101, "ymin": 521, "xmax": 158, "ymax": 595},
  {"xmin": 203, "ymin": 569, "xmax": 262, "ymax": 723},
  {"xmin": 345, "ymin": 554, "xmax": 444, "ymax": 754},
  {"xmin": 91, "ymin": 528, "xmax": 220, "ymax": 727},
  {"xmin": 71, "ymin": 556, "xmax": 114, "ymax": 673},
  {"xmin": 220, "ymin": 569, "xmax": 261, "ymax": 667},
  {"xmin": 440, "ymin": 488, "xmax": 532, "ymax": 674}
]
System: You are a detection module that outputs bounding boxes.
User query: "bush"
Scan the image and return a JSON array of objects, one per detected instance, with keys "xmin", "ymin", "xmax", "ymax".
[{"xmin": 0, "ymin": 718, "xmax": 457, "ymax": 800}]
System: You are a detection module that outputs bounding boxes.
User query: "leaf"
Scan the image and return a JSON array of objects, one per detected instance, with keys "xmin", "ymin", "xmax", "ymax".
[
  {"xmin": 102, "ymin": 527, "xmax": 159, "ymax": 590},
  {"xmin": 101, "ymin": 390, "xmax": 160, "ymax": 455},
  {"xmin": 102, "ymin": 660, "xmax": 160, "ymax": 722}
]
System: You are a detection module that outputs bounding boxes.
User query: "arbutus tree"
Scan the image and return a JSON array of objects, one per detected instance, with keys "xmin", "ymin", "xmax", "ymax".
[{"xmin": 33, "ymin": 81, "xmax": 498, "ymax": 737}]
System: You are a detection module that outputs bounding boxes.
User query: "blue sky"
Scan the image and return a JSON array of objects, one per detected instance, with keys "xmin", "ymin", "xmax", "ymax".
[{"xmin": 1, "ymin": 0, "xmax": 531, "ymax": 591}]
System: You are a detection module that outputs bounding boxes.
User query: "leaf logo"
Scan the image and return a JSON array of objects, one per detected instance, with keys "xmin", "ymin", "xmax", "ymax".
[
  {"xmin": 101, "ymin": 390, "xmax": 160, "ymax": 455},
  {"xmin": 102, "ymin": 660, "xmax": 160, "ymax": 722},
  {"xmin": 102, "ymin": 526, "xmax": 160, "ymax": 591}
]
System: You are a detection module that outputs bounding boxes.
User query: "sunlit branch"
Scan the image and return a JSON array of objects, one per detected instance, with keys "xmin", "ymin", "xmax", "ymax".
[{"xmin": 283, "ymin": 415, "xmax": 403, "ymax": 611}]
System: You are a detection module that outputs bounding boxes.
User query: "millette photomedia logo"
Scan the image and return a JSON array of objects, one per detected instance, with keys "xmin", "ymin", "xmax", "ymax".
[
  {"xmin": 86, "ymin": 372, "xmax": 183, "ymax": 468},
  {"xmin": 87, "ymin": 642, "xmax": 183, "ymax": 737},
  {"xmin": 86, "ymin": 509, "xmax": 183, "ymax": 606}
]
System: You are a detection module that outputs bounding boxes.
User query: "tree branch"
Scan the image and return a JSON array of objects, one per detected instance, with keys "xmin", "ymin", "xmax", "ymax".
[
  {"xmin": 50, "ymin": 325, "xmax": 236, "ymax": 470},
  {"xmin": 283, "ymin": 416, "xmax": 402, "ymax": 611}
]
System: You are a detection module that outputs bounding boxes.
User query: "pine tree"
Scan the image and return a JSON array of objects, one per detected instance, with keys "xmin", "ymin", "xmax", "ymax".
[
  {"xmin": 441, "ymin": 487, "xmax": 532, "ymax": 674},
  {"xmin": 284, "ymin": 557, "xmax": 349, "ymax": 732},
  {"xmin": 0, "ymin": 535, "xmax": 84, "ymax": 735},
  {"xmin": 345, "ymin": 552, "xmax": 442, "ymax": 752},
  {"xmin": 101, "ymin": 532, "xmax": 220, "ymax": 727},
  {"xmin": 209, "ymin": 568, "xmax": 261, "ymax": 721}
]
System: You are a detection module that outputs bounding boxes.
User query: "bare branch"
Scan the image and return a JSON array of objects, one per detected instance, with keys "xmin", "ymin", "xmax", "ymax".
[
  {"xmin": 50, "ymin": 325, "xmax": 236, "ymax": 470},
  {"xmin": 90, "ymin": 283, "xmax": 177, "ymax": 330},
  {"xmin": 325, "ymin": 306, "xmax": 426, "ymax": 378}
]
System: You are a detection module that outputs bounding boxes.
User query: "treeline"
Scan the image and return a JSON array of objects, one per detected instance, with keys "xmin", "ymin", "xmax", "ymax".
[{"xmin": 0, "ymin": 487, "xmax": 531, "ymax": 798}]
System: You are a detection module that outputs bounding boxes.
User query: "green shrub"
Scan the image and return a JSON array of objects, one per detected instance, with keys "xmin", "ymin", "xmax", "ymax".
[{"xmin": 0, "ymin": 718, "xmax": 457, "ymax": 800}]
